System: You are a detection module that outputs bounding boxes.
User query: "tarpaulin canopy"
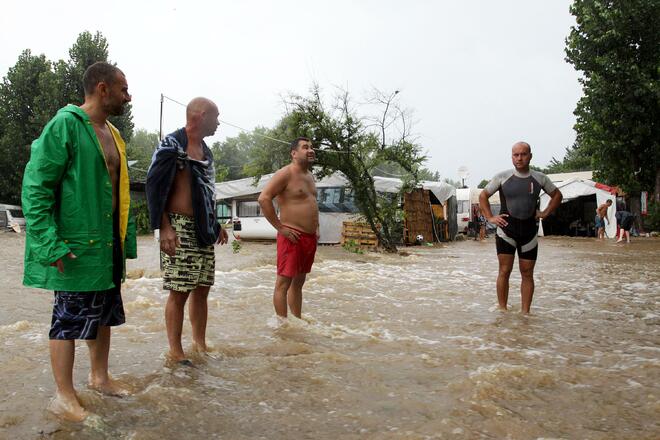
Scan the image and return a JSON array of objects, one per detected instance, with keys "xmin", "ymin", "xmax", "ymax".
[{"xmin": 538, "ymin": 177, "xmax": 616, "ymax": 237}]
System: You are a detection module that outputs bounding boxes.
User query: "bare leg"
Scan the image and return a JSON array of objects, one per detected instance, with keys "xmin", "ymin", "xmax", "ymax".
[
  {"xmin": 86, "ymin": 326, "xmax": 129, "ymax": 395},
  {"xmin": 165, "ymin": 290, "xmax": 190, "ymax": 361},
  {"xmin": 49, "ymin": 339, "xmax": 88, "ymax": 422},
  {"xmin": 273, "ymin": 275, "xmax": 293, "ymax": 318},
  {"xmin": 287, "ymin": 273, "xmax": 307, "ymax": 318},
  {"xmin": 496, "ymin": 254, "xmax": 514, "ymax": 310},
  {"xmin": 519, "ymin": 258, "xmax": 537, "ymax": 314},
  {"xmin": 189, "ymin": 285, "xmax": 210, "ymax": 352}
]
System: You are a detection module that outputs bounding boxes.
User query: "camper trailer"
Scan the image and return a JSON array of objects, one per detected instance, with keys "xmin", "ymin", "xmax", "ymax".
[
  {"xmin": 0, "ymin": 204, "xmax": 25, "ymax": 230},
  {"xmin": 456, "ymin": 188, "xmax": 500, "ymax": 235},
  {"xmin": 216, "ymin": 173, "xmax": 458, "ymax": 244}
]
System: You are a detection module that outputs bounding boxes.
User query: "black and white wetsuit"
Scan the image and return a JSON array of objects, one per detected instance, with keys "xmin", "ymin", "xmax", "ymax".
[{"xmin": 484, "ymin": 169, "xmax": 557, "ymax": 260}]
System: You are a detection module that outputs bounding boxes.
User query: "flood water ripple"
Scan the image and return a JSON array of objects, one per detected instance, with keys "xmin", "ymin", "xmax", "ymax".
[{"xmin": 0, "ymin": 233, "xmax": 658, "ymax": 439}]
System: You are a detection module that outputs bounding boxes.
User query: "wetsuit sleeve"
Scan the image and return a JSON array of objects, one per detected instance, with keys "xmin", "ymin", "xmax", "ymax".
[
  {"xmin": 21, "ymin": 117, "xmax": 72, "ymax": 265},
  {"xmin": 539, "ymin": 173, "xmax": 558, "ymax": 194},
  {"xmin": 483, "ymin": 173, "xmax": 502, "ymax": 196}
]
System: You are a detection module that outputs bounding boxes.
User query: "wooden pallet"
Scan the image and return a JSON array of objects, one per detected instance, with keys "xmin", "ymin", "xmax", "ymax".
[{"xmin": 341, "ymin": 221, "xmax": 379, "ymax": 248}]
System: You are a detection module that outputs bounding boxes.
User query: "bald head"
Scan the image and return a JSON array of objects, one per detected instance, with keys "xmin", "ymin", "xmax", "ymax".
[
  {"xmin": 512, "ymin": 141, "xmax": 531, "ymax": 154},
  {"xmin": 186, "ymin": 97, "xmax": 217, "ymax": 120},
  {"xmin": 186, "ymin": 97, "xmax": 219, "ymax": 137}
]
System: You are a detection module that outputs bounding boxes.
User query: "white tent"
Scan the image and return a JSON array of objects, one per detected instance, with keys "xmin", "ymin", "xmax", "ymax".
[
  {"xmin": 216, "ymin": 172, "xmax": 456, "ymax": 243},
  {"xmin": 538, "ymin": 177, "xmax": 616, "ymax": 237}
]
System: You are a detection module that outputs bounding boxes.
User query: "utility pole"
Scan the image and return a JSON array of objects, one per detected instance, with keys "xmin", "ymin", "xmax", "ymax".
[{"xmin": 159, "ymin": 93, "xmax": 164, "ymax": 141}]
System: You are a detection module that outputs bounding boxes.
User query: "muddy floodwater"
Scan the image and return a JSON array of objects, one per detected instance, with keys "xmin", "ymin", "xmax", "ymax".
[{"xmin": 0, "ymin": 233, "xmax": 658, "ymax": 439}]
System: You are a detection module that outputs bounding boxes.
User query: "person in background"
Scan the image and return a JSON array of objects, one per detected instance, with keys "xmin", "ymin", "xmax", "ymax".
[
  {"xmin": 595, "ymin": 199, "xmax": 612, "ymax": 239},
  {"xmin": 615, "ymin": 209, "xmax": 634, "ymax": 243}
]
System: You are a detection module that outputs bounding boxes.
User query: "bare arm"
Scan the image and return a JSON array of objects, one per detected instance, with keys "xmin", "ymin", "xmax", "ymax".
[
  {"xmin": 258, "ymin": 168, "xmax": 300, "ymax": 242},
  {"xmin": 479, "ymin": 189, "xmax": 508, "ymax": 227},
  {"xmin": 160, "ymin": 211, "xmax": 180, "ymax": 256},
  {"xmin": 537, "ymin": 189, "xmax": 563, "ymax": 219}
]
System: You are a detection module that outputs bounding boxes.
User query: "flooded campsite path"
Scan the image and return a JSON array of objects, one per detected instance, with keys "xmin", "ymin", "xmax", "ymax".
[{"xmin": 0, "ymin": 233, "xmax": 658, "ymax": 439}]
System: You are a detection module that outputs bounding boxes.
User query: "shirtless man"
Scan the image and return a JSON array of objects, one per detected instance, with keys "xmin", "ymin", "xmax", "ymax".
[
  {"xmin": 595, "ymin": 199, "xmax": 612, "ymax": 239},
  {"xmin": 479, "ymin": 141, "xmax": 563, "ymax": 314},
  {"xmin": 146, "ymin": 97, "xmax": 228, "ymax": 364},
  {"xmin": 22, "ymin": 62, "xmax": 136, "ymax": 421},
  {"xmin": 258, "ymin": 137, "xmax": 319, "ymax": 318}
]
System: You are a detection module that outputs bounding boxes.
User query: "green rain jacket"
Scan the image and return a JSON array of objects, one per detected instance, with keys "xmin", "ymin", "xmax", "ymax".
[{"xmin": 22, "ymin": 105, "xmax": 137, "ymax": 291}]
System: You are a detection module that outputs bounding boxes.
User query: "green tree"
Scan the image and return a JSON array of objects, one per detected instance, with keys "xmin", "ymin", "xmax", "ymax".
[
  {"xmin": 0, "ymin": 31, "xmax": 134, "ymax": 203},
  {"xmin": 565, "ymin": 0, "xmax": 659, "ymax": 195},
  {"xmin": 125, "ymin": 129, "xmax": 159, "ymax": 181},
  {"xmin": 65, "ymin": 31, "xmax": 134, "ymax": 141},
  {"xmin": 211, "ymin": 129, "xmax": 265, "ymax": 182},
  {"xmin": 251, "ymin": 86, "xmax": 425, "ymax": 252},
  {"xmin": 544, "ymin": 143, "xmax": 592, "ymax": 173},
  {"xmin": 372, "ymin": 162, "xmax": 441, "ymax": 181},
  {"xmin": 477, "ymin": 179, "xmax": 489, "ymax": 189},
  {"xmin": 0, "ymin": 51, "xmax": 57, "ymax": 203}
]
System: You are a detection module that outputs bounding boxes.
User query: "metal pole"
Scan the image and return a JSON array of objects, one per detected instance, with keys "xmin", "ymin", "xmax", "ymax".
[{"xmin": 159, "ymin": 93, "xmax": 164, "ymax": 141}]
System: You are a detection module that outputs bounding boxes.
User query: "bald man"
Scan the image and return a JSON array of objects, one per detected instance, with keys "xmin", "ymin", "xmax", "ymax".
[
  {"xmin": 146, "ymin": 97, "xmax": 228, "ymax": 365},
  {"xmin": 479, "ymin": 142, "xmax": 563, "ymax": 314}
]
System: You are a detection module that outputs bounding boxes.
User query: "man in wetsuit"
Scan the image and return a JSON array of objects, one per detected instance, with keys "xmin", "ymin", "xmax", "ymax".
[
  {"xmin": 258, "ymin": 137, "xmax": 319, "ymax": 319},
  {"xmin": 479, "ymin": 142, "xmax": 563, "ymax": 314},
  {"xmin": 22, "ymin": 62, "xmax": 136, "ymax": 421}
]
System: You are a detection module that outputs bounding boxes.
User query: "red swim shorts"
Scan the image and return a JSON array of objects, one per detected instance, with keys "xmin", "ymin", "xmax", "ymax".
[{"xmin": 277, "ymin": 227, "xmax": 317, "ymax": 278}]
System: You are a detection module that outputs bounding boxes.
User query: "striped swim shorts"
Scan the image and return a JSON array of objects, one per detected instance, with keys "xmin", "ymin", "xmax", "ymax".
[{"xmin": 161, "ymin": 213, "xmax": 215, "ymax": 293}]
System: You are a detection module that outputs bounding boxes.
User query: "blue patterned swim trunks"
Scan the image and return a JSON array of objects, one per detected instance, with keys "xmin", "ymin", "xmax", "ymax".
[{"xmin": 49, "ymin": 289, "xmax": 125, "ymax": 340}]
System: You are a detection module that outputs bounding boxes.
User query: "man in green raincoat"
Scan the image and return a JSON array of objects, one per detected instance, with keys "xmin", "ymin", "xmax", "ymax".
[{"xmin": 22, "ymin": 62, "xmax": 136, "ymax": 422}]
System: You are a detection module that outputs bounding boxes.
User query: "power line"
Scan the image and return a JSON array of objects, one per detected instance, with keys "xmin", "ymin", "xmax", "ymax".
[{"xmin": 162, "ymin": 94, "xmax": 289, "ymax": 145}]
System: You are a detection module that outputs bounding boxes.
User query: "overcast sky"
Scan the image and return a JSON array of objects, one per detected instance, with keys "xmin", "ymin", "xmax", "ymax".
[{"xmin": 2, "ymin": 0, "xmax": 581, "ymax": 186}]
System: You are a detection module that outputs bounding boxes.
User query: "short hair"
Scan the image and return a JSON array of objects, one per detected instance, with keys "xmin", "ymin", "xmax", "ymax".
[
  {"xmin": 290, "ymin": 137, "xmax": 311, "ymax": 152},
  {"xmin": 82, "ymin": 62, "xmax": 123, "ymax": 96}
]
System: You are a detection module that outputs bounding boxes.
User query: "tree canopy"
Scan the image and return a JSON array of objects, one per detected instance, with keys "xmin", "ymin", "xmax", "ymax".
[
  {"xmin": 0, "ymin": 31, "xmax": 134, "ymax": 203},
  {"xmin": 565, "ymin": 0, "xmax": 659, "ymax": 194}
]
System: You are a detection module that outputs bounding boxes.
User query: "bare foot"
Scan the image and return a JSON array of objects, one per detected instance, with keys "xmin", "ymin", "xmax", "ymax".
[
  {"xmin": 88, "ymin": 375, "xmax": 131, "ymax": 397},
  {"xmin": 48, "ymin": 392, "xmax": 90, "ymax": 422},
  {"xmin": 191, "ymin": 342, "xmax": 209, "ymax": 353}
]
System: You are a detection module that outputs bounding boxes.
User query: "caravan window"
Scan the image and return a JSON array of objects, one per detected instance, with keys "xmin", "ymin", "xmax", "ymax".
[
  {"xmin": 457, "ymin": 200, "xmax": 470, "ymax": 213},
  {"xmin": 236, "ymin": 200, "xmax": 278, "ymax": 217},
  {"xmin": 216, "ymin": 203, "xmax": 231, "ymax": 221},
  {"xmin": 317, "ymin": 187, "xmax": 359, "ymax": 213},
  {"xmin": 237, "ymin": 201, "xmax": 260, "ymax": 217}
]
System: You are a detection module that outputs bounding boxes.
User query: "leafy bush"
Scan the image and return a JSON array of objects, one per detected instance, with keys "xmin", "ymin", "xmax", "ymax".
[
  {"xmin": 131, "ymin": 199, "xmax": 151, "ymax": 235},
  {"xmin": 342, "ymin": 239, "xmax": 364, "ymax": 254}
]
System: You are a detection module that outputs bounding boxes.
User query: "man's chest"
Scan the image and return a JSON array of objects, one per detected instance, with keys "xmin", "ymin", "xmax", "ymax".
[
  {"xmin": 286, "ymin": 175, "xmax": 316, "ymax": 199},
  {"xmin": 93, "ymin": 126, "xmax": 120, "ymax": 171},
  {"xmin": 502, "ymin": 177, "xmax": 541, "ymax": 200}
]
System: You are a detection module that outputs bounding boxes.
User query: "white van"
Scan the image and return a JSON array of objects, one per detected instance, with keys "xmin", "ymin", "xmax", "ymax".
[{"xmin": 0, "ymin": 204, "xmax": 26, "ymax": 230}]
